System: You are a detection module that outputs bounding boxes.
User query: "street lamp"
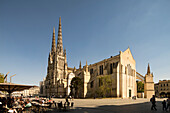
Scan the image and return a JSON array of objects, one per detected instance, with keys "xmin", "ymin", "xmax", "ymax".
[
  {"xmin": 10, "ymin": 74, "xmax": 16, "ymax": 83},
  {"xmin": 4, "ymin": 72, "xmax": 9, "ymax": 83}
]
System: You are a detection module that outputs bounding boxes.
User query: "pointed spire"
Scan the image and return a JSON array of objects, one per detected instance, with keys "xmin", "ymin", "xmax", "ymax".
[
  {"xmin": 73, "ymin": 66, "xmax": 76, "ymax": 73},
  {"xmin": 79, "ymin": 61, "xmax": 81, "ymax": 69},
  {"xmin": 48, "ymin": 51, "xmax": 52, "ymax": 64},
  {"xmin": 51, "ymin": 27, "xmax": 56, "ymax": 53},
  {"xmin": 64, "ymin": 48, "xmax": 67, "ymax": 63},
  {"xmin": 56, "ymin": 16, "xmax": 63, "ymax": 56},
  {"xmin": 86, "ymin": 60, "xmax": 88, "ymax": 72},
  {"xmin": 64, "ymin": 48, "xmax": 66, "ymax": 56},
  {"xmin": 147, "ymin": 63, "xmax": 150, "ymax": 75},
  {"xmin": 53, "ymin": 27, "xmax": 55, "ymax": 34},
  {"xmin": 49, "ymin": 51, "xmax": 51, "ymax": 59},
  {"xmin": 49, "ymin": 51, "xmax": 51, "ymax": 57}
]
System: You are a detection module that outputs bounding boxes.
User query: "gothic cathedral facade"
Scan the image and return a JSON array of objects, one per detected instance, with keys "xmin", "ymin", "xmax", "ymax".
[{"xmin": 40, "ymin": 17, "xmax": 153, "ymax": 98}]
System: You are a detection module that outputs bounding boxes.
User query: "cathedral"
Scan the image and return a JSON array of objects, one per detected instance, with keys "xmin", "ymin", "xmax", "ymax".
[
  {"xmin": 42, "ymin": 17, "xmax": 71, "ymax": 97},
  {"xmin": 40, "ymin": 17, "xmax": 154, "ymax": 98}
]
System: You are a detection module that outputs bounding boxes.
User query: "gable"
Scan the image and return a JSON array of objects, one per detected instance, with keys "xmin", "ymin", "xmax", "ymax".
[{"xmin": 122, "ymin": 48, "xmax": 135, "ymax": 61}]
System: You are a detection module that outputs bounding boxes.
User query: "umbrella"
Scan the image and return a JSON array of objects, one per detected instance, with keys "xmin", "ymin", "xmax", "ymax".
[
  {"xmin": 0, "ymin": 91, "xmax": 5, "ymax": 97},
  {"xmin": 0, "ymin": 83, "xmax": 34, "ymax": 97}
]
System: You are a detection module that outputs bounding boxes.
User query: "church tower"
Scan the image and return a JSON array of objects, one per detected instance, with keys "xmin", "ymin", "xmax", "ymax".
[
  {"xmin": 46, "ymin": 17, "xmax": 68, "ymax": 97},
  {"xmin": 55, "ymin": 17, "xmax": 67, "ymax": 80},
  {"xmin": 46, "ymin": 27, "xmax": 57, "ymax": 97},
  {"xmin": 144, "ymin": 63, "xmax": 155, "ymax": 98}
]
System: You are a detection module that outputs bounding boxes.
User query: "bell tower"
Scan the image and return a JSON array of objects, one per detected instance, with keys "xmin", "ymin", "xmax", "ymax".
[{"xmin": 144, "ymin": 63, "xmax": 155, "ymax": 98}]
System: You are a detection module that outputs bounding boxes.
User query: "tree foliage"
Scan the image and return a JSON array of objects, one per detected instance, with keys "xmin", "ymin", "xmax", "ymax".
[
  {"xmin": 0, "ymin": 73, "xmax": 4, "ymax": 83},
  {"xmin": 137, "ymin": 81, "xmax": 144, "ymax": 92},
  {"xmin": 96, "ymin": 75, "xmax": 113, "ymax": 97}
]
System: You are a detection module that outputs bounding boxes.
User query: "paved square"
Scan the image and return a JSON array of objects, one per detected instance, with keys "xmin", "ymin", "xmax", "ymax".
[{"xmin": 47, "ymin": 98, "xmax": 168, "ymax": 113}]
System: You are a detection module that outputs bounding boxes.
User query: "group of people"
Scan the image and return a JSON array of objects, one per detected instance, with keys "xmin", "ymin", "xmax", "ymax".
[
  {"xmin": 150, "ymin": 95, "xmax": 170, "ymax": 111},
  {"xmin": 0, "ymin": 96, "xmax": 32, "ymax": 113},
  {"xmin": 162, "ymin": 99, "xmax": 170, "ymax": 111},
  {"xmin": 0, "ymin": 95, "xmax": 75, "ymax": 113}
]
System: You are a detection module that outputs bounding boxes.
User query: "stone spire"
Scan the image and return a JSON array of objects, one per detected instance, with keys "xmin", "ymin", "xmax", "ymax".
[
  {"xmin": 48, "ymin": 51, "xmax": 52, "ymax": 64},
  {"xmin": 64, "ymin": 48, "xmax": 67, "ymax": 63},
  {"xmin": 64, "ymin": 48, "xmax": 66, "ymax": 56},
  {"xmin": 73, "ymin": 66, "xmax": 76, "ymax": 72},
  {"xmin": 56, "ymin": 17, "xmax": 63, "ymax": 56},
  {"xmin": 86, "ymin": 60, "xmax": 88, "ymax": 72},
  {"xmin": 86, "ymin": 60, "xmax": 88, "ymax": 66},
  {"xmin": 79, "ymin": 61, "xmax": 81, "ymax": 69},
  {"xmin": 147, "ymin": 63, "xmax": 150, "ymax": 75},
  {"xmin": 51, "ymin": 27, "xmax": 56, "ymax": 53}
]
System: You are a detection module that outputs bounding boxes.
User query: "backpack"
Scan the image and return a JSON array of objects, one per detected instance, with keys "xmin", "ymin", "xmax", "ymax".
[{"xmin": 150, "ymin": 98, "xmax": 153, "ymax": 102}]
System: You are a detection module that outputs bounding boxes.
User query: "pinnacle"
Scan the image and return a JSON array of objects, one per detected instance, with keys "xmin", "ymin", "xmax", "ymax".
[
  {"xmin": 147, "ymin": 63, "xmax": 150, "ymax": 75},
  {"xmin": 79, "ymin": 61, "xmax": 81, "ymax": 69},
  {"xmin": 53, "ymin": 27, "xmax": 55, "ymax": 34}
]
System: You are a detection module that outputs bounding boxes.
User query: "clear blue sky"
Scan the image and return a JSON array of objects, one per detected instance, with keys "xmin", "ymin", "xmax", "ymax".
[{"xmin": 0, "ymin": 0, "xmax": 170, "ymax": 85}]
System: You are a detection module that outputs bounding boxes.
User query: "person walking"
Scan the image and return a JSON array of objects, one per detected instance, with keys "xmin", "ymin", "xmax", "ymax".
[
  {"xmin": 150, "ymin": 95, "xmax": 157, "ymax": 111},
  {"xmin": 66, "ymin": 96, "xmax": 68, "ymax": 103},
  {"xmin": 167, "ymin": 98, "xmax": 170, "ymax": 111},
  {"xmin": 162, "ymin": 100, "xmax": 167, "ymax": 111}
]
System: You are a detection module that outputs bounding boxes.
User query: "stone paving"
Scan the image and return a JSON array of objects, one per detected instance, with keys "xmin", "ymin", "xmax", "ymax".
[{"xmin": 47, "ymin": 98, "xmax": 169, "ymax": 113}]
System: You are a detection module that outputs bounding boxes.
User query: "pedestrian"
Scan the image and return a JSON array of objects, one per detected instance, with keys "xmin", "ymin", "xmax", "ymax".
[
  {"xmin": 162, "ymin": 100, "xmax": 166, "ymax": 111},
  {"xmin": 167, "ymin": 98, "xmax": 170, "ymax": 111},
  {"xmin": 150, "ymin": 95, "xmax": 157, "ymax": 111},
  {"xmin": 69, "ymin": 95, "xmax": 72, "ymax": 101},
  {"xmin": 71, "ymin": 102, "xmax": 74, "ymax": 107},
  {"xmin": 66, "ymin": 96, "xmax": 68, "ymax": 103}
]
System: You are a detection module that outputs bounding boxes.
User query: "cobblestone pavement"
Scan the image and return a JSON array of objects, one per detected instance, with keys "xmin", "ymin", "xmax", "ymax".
[{"xmin": 46, "ymin": 98, "xmax": 169, "ymax": 113}]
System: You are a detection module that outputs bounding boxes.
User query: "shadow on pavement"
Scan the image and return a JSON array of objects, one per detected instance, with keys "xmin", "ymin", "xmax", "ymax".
[{"xmin": 47, "ymin": 101, "xmax": 167, "ymax": 113}]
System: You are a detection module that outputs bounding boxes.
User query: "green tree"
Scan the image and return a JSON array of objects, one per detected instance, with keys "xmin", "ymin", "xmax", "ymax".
[
  {"xmin": 96, "ymin": 75, "xmax": 113, "ymax": 97},
  {"xmin": 0, "ymin": 73, "xmax": 4, "ymax": 83},
  {"xmin": 70, "ymin": 77, "xmax": 83, "ymax": 98},
  {"xmin": 137, "ymin": 81, "xmax": 144, "ymax": 92}
]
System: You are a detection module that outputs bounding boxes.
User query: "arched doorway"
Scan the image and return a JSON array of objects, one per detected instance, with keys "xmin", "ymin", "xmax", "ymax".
[{"xmin": 160, "ymin": 92, "xmax": 166, "ymax": 98}]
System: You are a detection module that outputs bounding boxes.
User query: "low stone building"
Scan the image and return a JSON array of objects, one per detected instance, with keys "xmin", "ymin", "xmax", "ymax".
[
  {"xmin": 155, "ymin": 80, "xmax": 170, "ymax": 97},
  {"xmin": 12, "ymin": 86, "xmax": 39, "ymax": 97},
  {"xmin": 154, "ymin": 83, "xmax": 159, "ymax": 97}
]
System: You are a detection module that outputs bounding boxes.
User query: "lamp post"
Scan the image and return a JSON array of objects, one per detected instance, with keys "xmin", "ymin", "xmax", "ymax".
[
  {"xmin": 4, "ymin": 72, "xmax": 9, "ymax": 83},
  {"xmin": 10, "ymin": 74, "xmax": 16, "ymax": 83}
]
